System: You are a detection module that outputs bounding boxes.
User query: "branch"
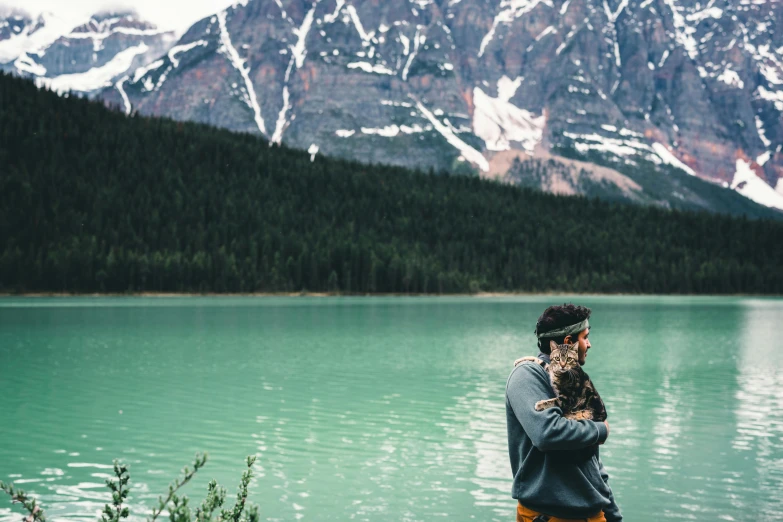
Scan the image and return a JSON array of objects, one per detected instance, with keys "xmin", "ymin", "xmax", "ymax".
[
  {"xmin": 194, "ymin": 480, "xmax": 225, "ymax": 522},
  {"xmin": 0, "ymin": 481, "xmax": 47, "ymax": 522},
  {"xmin": 219, "ymin": 456, "xmax": 257, "ymax": 522},
  {"xmin": 101, "ymin": 460, "xmax": 130, "ymax": 522},
  {"xmin": 149, "ymin": 453, "xmax": 208, "ymax": 522}
]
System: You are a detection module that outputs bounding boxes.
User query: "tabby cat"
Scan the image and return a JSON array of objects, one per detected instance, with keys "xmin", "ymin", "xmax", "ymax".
[{"xmin": 534, "ymin": 341, "xmax": 607, "ymax": 422}]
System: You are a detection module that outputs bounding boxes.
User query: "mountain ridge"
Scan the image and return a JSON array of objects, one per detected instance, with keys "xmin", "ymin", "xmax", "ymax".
[
  {"xmin": 0, "ymin": 9, "xmax": 175, "ymax": 95},
  {"xmin": 4, "ymin": 0, "xmax": 783, "ymax": 215},
  {"xmin": 94, "ymin": 0, "xmax": 783, "ymax": 212}
]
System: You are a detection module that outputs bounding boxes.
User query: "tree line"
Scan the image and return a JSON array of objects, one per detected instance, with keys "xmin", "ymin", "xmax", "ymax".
[{"xmin": 1, "ymin": 72, "xmax": 782, "ymax": 294}]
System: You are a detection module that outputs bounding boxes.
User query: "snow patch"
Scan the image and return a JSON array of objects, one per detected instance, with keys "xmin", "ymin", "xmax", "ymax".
[
  {"xmin": 217, "ymin": 10, "xmax": 266, "ymax": 135},
  {"xmin": 658, "ymin": 50, "xmax": 670, "ymax": 67},
  {"xmin": 717, "ymin": 67, "xmax": 744, "ymax": 89},
  {"xmin": 731, "ymin": 159, "xmax": 783, "ymax": 210},
  {"xmin": 400, "ymin": 124, "xmax": 426, "ymax": 134},
  {"xmin": 0, "ymin": 11, "xmax": 84, "ymax": 63},
  {"xmin": 663, "ymin": 0, "xmax": 699, "ymax": 59},
  {"xmin": 335, "ymin": 129, "xmax": 356, "ymax": 137},
  {"xmin": 402, "ymin": 27, "xmax": 424, "ymax": 81},
  {"xmin": 400, "ymin": 33, "xmax": 410, "ymax": 56},
  {"xmin": 168, "ymin": 40, "xmax": 207, "ymax": 68},
  {"xmin": 348, "ymin": 61, "xmax": 395, "ymax": 75},
  {"xmin": 308, "ymin": 144, "xmax": 319, "ymax": 161},
  {"xmin": 358, "ymin": 124, "xmax": 427, "ymax": 136},
  {"xmin": 756, "ymin": 116, "xmax": 771, "ymax": 148},
  {"xmin": 758, "ymin": 86, "xmax": 783, "ymax": 111},
  {"xmin": 65, "ymin": 27, "xmax": 166, "ymax": 40},
  {"xmin": 497, "ymin": 75, "xmax": 523, "ymax": 100},
  {"xmin": 44, "ymin": 43, "xmax": 148, "ymax": 93},
  {"xmin": 566, "ymin": 132, "xmax": 650, "ymax": 157},
  {"xmin": 760, "ymin": 65, "xmax": 783, "ymax": 87},
  {"xmin": 472, "ymin": 85, "xmax": 544, "ymax": 152},
  {"xmin": 603, "ymin": 0, "xmax": 628, "ymax": 22},
  {"xmin": 273, "ymin": 83, "xmax": 293, "ymax": 144},
  {"xmin": 535, "ymin": 26, "xmax": 556, "ymax": 41},
  {"xmin": 686, "ymin": 7, "xmax": 723, "ymax": 23},
  {"xmin": 652, "ymin": 143, "xmax": 696, "ymax": 176},
  {"xmin": 380, "ymin": 100, "xmax": 413, "ymax": 107},
  {"xmin": 345, "ymin": 4, "xmax": 373, "ymax": 42},
  {"xmin": 13, "ymin": 53, "xmax": 46, "ymax": 76},
  {"xmin": 479, "ymin": 0, "xmax": 552, "ymax": 57},
  {"xmin": 619, "ymin": 128, "xmax": 643, "ymax": 138},
  {"xmin": 757, "ymin": 151, "xmax": 771, "ymax": 166},
  {"xmin": 361, "ymin": 125, "xmax": 401, "ymax": 137},
  {"xmin": 324, "ymin": 0, "xmax": 345, "ymax": 24},
  {"xmin": 414, "ymin": 97, "xmax": 489, "ymax": 172},
  {"xmin": 292, "ymin": 4, "xmax": 317, "ymax": 68},
  {"xmin": 133, "ymin": 59, "xmax": 164, "ymax": 83},
  {"xmin": 115, "ymin": 76, "xmax": 131, "ymax": 115}
]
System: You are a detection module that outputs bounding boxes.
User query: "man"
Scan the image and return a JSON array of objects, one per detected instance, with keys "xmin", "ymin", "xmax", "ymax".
[{"xmin": 506, "ymin": 303, "xmax": 622, "ymax": 522}]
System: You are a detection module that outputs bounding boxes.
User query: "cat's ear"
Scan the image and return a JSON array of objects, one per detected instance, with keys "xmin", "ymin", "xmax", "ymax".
[
  {"xmin": 549, "ymin": 340, "xmax": 558, "ymax": 352},
  {"xmin": 569, "ymin": 342, "xmax": 579, "ymax": 353}
]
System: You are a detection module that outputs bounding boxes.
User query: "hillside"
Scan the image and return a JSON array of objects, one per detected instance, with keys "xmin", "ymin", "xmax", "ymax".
[
  {"xmin": 97, "ymin": 0, "xmax": 783, "ymax": 211},
  {"xmin": 2, "ymin": 73, "xmax": 783, "ymax": 294}
]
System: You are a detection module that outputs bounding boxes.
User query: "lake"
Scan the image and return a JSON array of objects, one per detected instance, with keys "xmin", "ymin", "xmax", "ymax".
[{"xmin": 1, "ymin": 296, "xmax": 782, "ymax": 521}]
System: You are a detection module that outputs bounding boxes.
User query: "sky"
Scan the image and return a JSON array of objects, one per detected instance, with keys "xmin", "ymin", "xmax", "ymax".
[{"xmin": 0, "ymin": 0, "xmax": 236, "ymax": 33}]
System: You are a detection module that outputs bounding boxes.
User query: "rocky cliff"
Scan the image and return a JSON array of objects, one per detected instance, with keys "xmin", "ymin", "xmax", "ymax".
[
  {"xmin": 0, "ymin": 10, "xmax": 175, "ymax": 95},
  {"xmin": 77, "ymin": 1, "xmax": 783, "ymax": 212}
]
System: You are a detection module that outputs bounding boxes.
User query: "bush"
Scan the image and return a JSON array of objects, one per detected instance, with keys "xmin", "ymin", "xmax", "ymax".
[{"xmin": 1, "ymin": 454, "xmax": 259, "ymax": 522}]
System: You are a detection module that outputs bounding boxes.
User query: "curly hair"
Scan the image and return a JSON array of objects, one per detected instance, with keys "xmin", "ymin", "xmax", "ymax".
[{"xmin": 535, "ymin": 303, "xmax": 592, "ymax": 354}]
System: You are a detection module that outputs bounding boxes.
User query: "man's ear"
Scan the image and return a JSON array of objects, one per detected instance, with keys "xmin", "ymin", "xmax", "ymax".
[
  {"xmin": 563, "ymin": 335, "xmax": 572, "ymax": 345},
  {"xmin": 549, "ymin": 340, "xmax": 558, "ymax": 351}
]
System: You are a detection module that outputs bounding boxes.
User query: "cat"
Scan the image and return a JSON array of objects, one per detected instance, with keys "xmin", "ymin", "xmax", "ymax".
[{"xmin": 533, "ymin": 341, "xmax": 607, "ymax": 422}]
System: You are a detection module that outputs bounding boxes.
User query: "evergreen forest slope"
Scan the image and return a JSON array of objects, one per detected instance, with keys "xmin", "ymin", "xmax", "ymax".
[{"xmin": 1, "ymin": 73, "xmax": 782, "ymax": 295}]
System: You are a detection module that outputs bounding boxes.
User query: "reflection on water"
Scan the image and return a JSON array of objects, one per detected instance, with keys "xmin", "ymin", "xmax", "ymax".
[
  {"xmin": 733, "ymin": 301, "xmax": 783, "ymax": 520},
  {"xmin": 0, "ymin": 297, "xmax": 782, "ymax": 521}
]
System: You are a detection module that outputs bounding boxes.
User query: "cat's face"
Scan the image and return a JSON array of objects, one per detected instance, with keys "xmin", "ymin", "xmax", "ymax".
[{"xmin": 549, "ymin": 341, "xmax": 580, "ymax": 371}]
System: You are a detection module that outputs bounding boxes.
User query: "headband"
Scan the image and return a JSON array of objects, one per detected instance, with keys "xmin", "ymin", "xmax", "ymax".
[{"xmin": 536, "ymin": 319, "xmax": 589, "ymax": 339}]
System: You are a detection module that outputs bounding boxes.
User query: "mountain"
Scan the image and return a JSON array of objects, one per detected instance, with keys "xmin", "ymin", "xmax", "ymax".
[
  {"xmin": 0, "ymin": 10, "xmax": 175, "ymax": 95},
  {"xmin": 3, "ymin": 71, "xmax": 783, "ymax": 294},
  {"xmin": 97, "ymin": 0, "xmax": 783, "ymax": 214}
]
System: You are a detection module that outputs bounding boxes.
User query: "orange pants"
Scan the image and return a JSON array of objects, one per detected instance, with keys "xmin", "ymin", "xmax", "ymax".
[{"xmin": 517, "ymin": 502, "xmax": 606, "ymax": 522}]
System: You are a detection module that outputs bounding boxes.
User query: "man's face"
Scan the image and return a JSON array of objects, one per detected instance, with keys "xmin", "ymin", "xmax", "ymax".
[{"xmin": 565, "ymin": 328, "xmax": 591, "ymax": 366}]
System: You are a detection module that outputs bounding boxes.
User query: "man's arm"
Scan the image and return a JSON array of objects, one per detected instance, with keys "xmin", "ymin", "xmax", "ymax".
[
  {"xmin": 598, "ymin": 456, "xmax": 622, "ymax": 521},
  {"xmin": 506, "ymin": 363, "xmax": 608, "ymax": 451}
]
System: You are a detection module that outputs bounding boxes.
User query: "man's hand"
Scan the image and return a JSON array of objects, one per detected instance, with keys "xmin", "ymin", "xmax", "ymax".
[{"xmin": 599, "ymin": 421, "xmax": 610, "ymax": 444}]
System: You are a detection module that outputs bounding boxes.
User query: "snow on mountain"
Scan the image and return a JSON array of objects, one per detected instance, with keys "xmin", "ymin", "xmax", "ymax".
[
  {"xmin": 473, "ymin": 76, "xmax": 545, "ymax": 153},
  {"xmin": 0, "ymin": 11, "xmax": 79, "ymax": 62},
  {"xmin": 78, "ymin": 0, "xmax": 783, "ymax": 213},
  {"xmin": 43, "ymin": 43, "xmax": 151, "ymax": 93},
  {"xmin": 1, "ymin": 10, "xmax": 175, "ymax": 94},
  {"xmin": 732, "ymin": 158, "xmax": 783, "ymax": 210}
]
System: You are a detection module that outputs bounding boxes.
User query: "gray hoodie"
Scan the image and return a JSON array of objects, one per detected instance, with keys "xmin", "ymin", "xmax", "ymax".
[{"xmin": 506, "ymin": 352, "xmax": 622, "ymax": 521}]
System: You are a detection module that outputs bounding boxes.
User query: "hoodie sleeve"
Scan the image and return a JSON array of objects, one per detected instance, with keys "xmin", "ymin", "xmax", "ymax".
[
  {"xmin": 598, "ymin": 456, "xmax": 623, "ymax": 521},
  {"xmin": 506, "ymin": 363, "xmax": 608, "ymax": 452}
]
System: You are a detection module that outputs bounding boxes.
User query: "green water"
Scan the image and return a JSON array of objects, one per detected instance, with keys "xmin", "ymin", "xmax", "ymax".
[{"xmin": 1, "ymin": 296, "xmax": 782, "ymax": 521}]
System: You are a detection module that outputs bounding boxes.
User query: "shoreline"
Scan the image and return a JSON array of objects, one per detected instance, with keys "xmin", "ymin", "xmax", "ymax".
[{"xmin": 1, "ymin": 291, "xmax": 782, "ymax": 298}]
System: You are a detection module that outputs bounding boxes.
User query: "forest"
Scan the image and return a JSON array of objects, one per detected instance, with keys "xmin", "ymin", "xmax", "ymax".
[{"xmin": 1, "ymin": 72, "xmax": 782, "ymax": 294}]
